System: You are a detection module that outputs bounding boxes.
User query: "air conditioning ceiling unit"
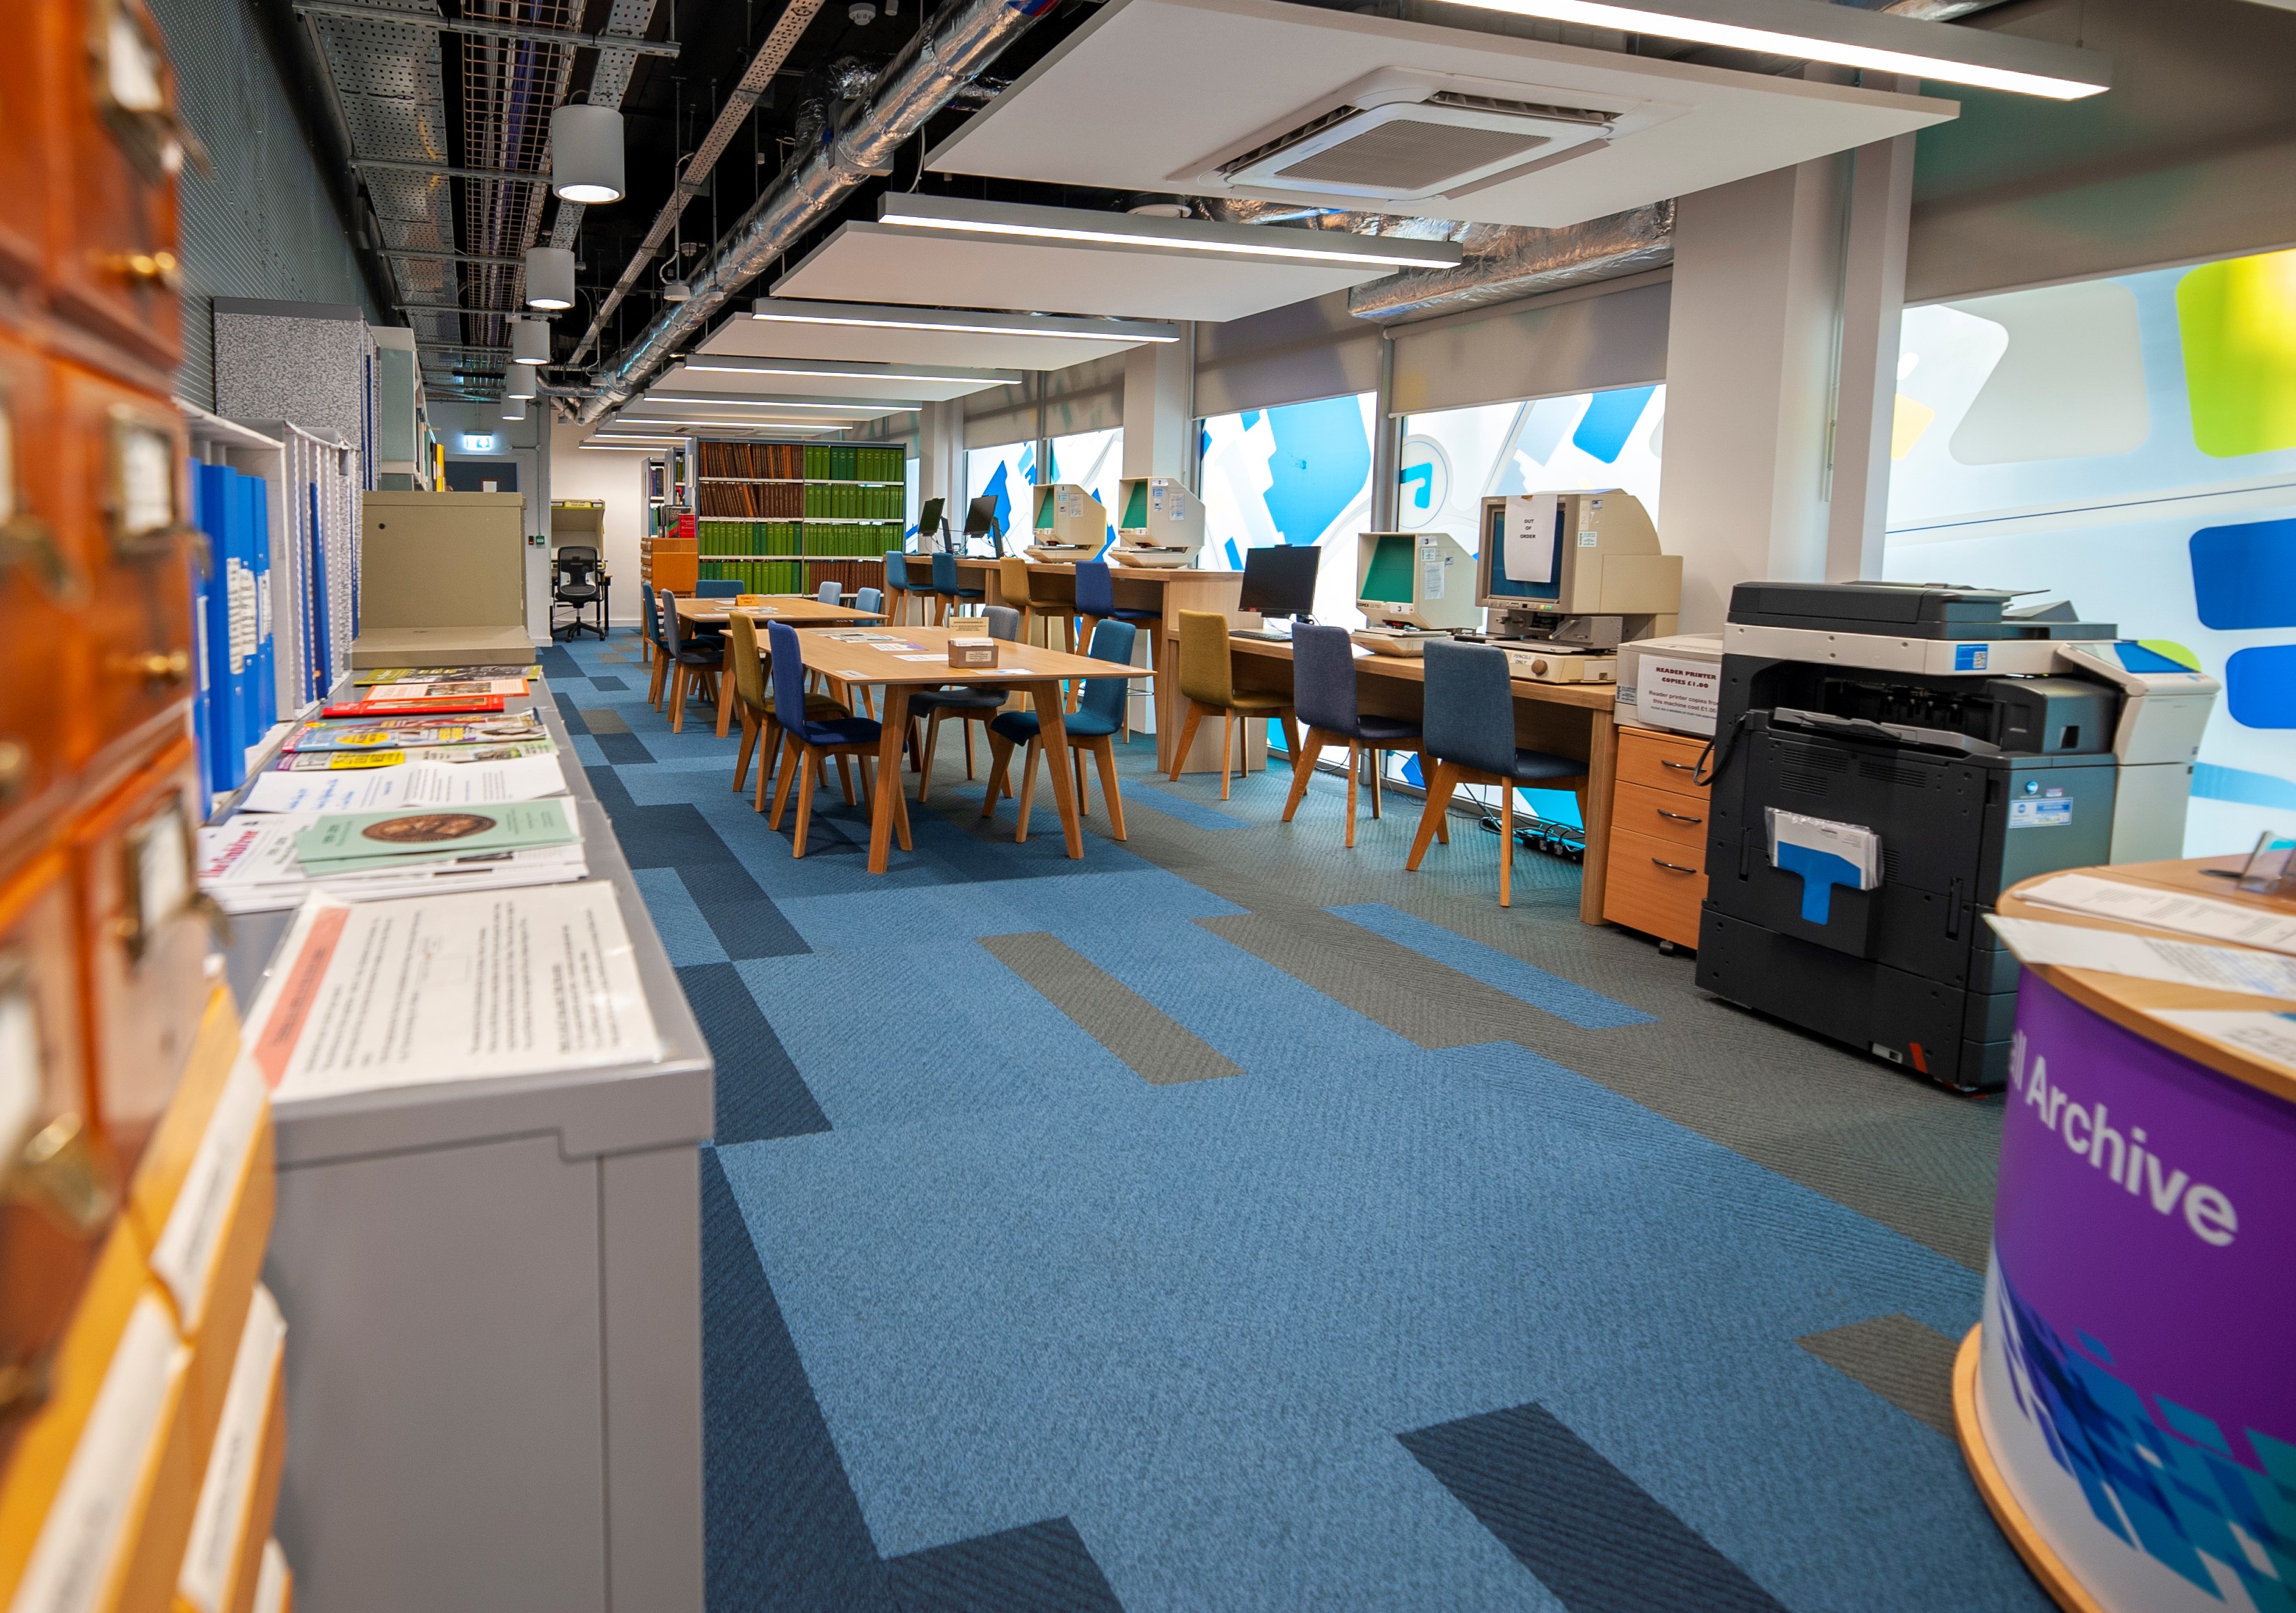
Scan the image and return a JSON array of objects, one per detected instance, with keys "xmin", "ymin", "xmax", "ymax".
[{"xmin": 1201, "ymin": 70, "xmax": 1671, "ymax": 203}]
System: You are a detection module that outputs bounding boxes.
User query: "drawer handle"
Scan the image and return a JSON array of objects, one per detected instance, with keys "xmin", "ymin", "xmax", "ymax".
[
  {"xmin": 1655, "ymin": 808, "xmax": 1703, "ymax": 824},
  {"xmin": 1650, "ymin": 857, "xmax": 1699, "ymax": 875},
  {"xmin": 101, "ymin": 251, "xmax": 182, "ymax": 292},
  {"xmin": 9, "ymin": 1113, "xmax": 117, "ymax": 1237},
  {"xmin": 120, "ymin": 649, "xmax": 191, "ymax": 685},
  {"xmin": 0, "ymin": 740, "xmax": 24, "ymax": 802},
  {"xmin": 1658, "ymin": 759, "xmax": 1698, "ymax": 773}
]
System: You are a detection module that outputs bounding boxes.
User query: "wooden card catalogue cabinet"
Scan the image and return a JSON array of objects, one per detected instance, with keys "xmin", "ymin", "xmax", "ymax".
[
  {"xmin": 1602, "ymin": 724, "xmax": 1712, "ymax": 951},
  {"xmin": 0, "ymin": 329, "xmax": 81, "ymax": 861},
  {"xmin": 61, "ymin": 359, "xmax": 197, "ymax": 781},
  {"xmin": 49, "ymin": 0, "xmax": 190, "ymax": 372},
  {"xmin": 0, "ymin": 852, "xmax": 115, "ymax": 1463},
  {"xmin": 0, "ymin": 1, "xmax": 57, "ymax": 288},
  {"xmin": 72, "ymin": 736, "xmax": 214, "ymax": 1178}
]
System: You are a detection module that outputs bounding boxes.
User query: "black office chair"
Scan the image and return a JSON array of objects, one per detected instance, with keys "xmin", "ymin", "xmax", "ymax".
[{"xmin": 552, "ymin": 545, "xmax": 606, "ymax": 640}]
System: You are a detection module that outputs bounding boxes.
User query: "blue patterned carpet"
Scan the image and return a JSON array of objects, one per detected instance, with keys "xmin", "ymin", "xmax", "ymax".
[{"xmin": 541, "ymin": 634, "xmax": 2048, "ymax": 1613}]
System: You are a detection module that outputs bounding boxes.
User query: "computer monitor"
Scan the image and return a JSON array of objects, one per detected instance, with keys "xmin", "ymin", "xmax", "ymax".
[
  {"xmin": 1237, "ymin": 543, "xmax": 1320, "ymax": 621},
  {"xmin": 1474, "ymin": 491, "xmax": 1680, "ymax": 642},
  {"xmin": 1356, "ymin": 530, "xmax": 1478, "ymax": 631}
]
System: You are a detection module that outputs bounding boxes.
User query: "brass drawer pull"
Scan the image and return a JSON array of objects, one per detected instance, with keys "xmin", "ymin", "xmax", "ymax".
[
  {"xmin": 1655, "ymin": 808, "xmax": 1703, "ymax": 824},
  {"xmin": 120, "ymin": 649, "xmax": 191, "ymax": 685},
  {"xmin": 1650, "ymin": 857, "xmax": 1698, "ymax": 875},
  {"xmin": 102, "ymin": 251, "xmax": 182, "ymax": 290}
]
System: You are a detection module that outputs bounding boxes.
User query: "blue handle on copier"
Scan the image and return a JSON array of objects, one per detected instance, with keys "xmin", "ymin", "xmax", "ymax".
[{"xmin": 1776, "ymin": 842, "xmax": 1865, "ymax": 925}]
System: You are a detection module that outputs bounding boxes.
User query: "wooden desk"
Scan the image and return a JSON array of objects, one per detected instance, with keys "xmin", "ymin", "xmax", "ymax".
[
  {"xmin": 1220, "ymin": 635, "xmax": 1620, "ymax": 924},
  {"xmin": 946, "ymin": 557, "xmax": 1243, "ymax": 773},
  {"xmin": 789, "ymin": 625, "xmax": 1154, "ymax": 873},
  {"xmin": 673, "ymin": 594, "xmax": 886, "ymax": 738}
]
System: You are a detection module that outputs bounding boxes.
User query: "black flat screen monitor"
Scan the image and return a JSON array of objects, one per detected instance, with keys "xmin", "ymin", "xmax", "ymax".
[
  {"xmin": 964, "ymin": 494, "xmax": 1007, "ymax": 555},
  {"xmin": 1237, "ymin": 544, "xmax": 1320, "ymax": 620}
]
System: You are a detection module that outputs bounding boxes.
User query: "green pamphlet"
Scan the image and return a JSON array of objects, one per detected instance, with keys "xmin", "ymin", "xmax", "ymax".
[{"xmin": 293, "ymin": 799, "xmax": 581, "ymax": 875}]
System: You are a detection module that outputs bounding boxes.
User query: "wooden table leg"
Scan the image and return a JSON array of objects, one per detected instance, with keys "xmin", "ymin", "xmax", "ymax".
[
  {"xmin": 1578, "ymin": 708, "xmax": 1616, "ymax": 925},
  {"xmin": 1029, "ymin": 680, "xmax": 1085, "ymax": 859},
  {"xmin": 868, "ymin": 685, "xmax": 913, "ymax": 874},
  {"xmin": 715, "ymin": 636, "xmax": 737, "ymax": 738}
]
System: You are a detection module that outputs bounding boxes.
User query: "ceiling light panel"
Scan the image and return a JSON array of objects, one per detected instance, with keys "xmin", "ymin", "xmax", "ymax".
[
  {"xmin": 749, "ymin": 299, "xmax": 1181, "ymax": 343},
  {"xmin": 877, "ymin": 193, "xmax": 1461, "ymax": 268},
  {"xmin": 674, "ymin": 356, "xmax": 1026, "ymax": 386}
]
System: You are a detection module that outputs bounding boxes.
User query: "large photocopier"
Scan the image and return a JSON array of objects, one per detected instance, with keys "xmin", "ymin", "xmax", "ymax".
[{"xmin": 1694, "ymin": 581, "xmax": 2219, "ymax": 1092}]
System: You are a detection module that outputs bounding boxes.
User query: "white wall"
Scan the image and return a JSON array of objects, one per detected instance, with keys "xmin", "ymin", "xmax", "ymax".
[{"xmin": 549, "ymin": 422, "xmax": 648, "ymax": 626}]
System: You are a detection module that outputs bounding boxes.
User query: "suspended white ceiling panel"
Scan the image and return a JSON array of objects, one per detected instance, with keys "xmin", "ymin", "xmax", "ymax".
[
  {"xmin": 926, "ymin": 0, "xmax": 1963, "ymax": 228},
  {"xmin": 650, "ymin": 367, "xmax": 996, "ymax": 404},
  {"xmin": 687, "ymin": 305, "xmax": 1163, "ymax": 373},
  {"xmin": 771, "ymin": 222, "xmax": 1398, "ymax": 322}
]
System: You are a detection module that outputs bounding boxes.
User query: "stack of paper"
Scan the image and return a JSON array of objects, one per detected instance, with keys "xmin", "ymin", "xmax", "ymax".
[
  {"xmin": 292, "ymin": 800, "xmax": 582, "ymax": 877},
  {"xmin": 280, "ymin": 739, "xmax": 558, "ymax": 772},
  {"xmin": 284, "ymin": 712, "xmax": 550, "ymax": 753},
  {"xmin": 1767, "ymin": 808, "xmax": 1881, "ymax": 925},
  {"xmin": 198, "ymin": 806, "xmax": 588, "ymax": 913},
  {"xmin": 2018, "ymin": 873, "xmax": 2296, "ymax": 957},
  {"xmin": 1987, "ymin": 915, "xmax": 2296, "ymax": 1000},
  {"xmin": 352, "ymin": 664, "xmax": 542, "ymax": 686},
  {"xmin": 238, "ymin": 752, "xmax": 570, "ymax": 814}
]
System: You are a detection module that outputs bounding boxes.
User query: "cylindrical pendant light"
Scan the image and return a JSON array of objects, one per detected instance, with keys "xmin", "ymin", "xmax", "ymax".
[
  {"xmin": 550, "ymin": 103, "xmax": 625, "ymax": 205},
  {"xmin": 504, "ymin": 363, "xmax": 537, "ymax": 401},
  {"xmin": 500, "ymin": 396, "xmax": 529, "ymax": 421},
  {"xmin": 511, "ymin": 318, "xmax": 551, "ymax": 365},
  {"xmin": 525, "ymin": 246, "xmax": 576, "ymax": 310}
]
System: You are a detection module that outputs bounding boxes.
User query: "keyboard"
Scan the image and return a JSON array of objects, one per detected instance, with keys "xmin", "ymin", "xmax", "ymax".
[{"xmin": 1230, "ymin": 629, "xmax": 1294, "ymax": 642}]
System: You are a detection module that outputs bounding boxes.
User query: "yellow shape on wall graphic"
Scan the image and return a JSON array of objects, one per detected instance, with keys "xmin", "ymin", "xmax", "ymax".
[
  {"xmin": 1890, "ymin": 394, "xmax": 1936, "ymax": 459},
  {"xmin": 2138, "ymin": 639, "xmax": 2202, "ymax": 672},
  {"xmin": 2177, "ymin": 248, "xmax": 2296, "ymax": 458}
]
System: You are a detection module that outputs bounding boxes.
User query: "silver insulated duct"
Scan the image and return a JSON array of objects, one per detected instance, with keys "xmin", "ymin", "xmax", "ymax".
[
  {"xmin": 1346, "ymin": 202, "xmax": 1675, "ymax": 322},
  {"xmin": 580, "ymin": 0, "xmax": 1059, "ymax": 423}
]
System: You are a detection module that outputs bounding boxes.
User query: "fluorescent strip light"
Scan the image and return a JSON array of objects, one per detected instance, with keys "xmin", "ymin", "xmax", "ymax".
[
  {"xmin": 1423, "ymin": 0, "xmax": 2108, "ymax": 100},
  {"xmin": 677, "ymin": 358, "xmax": 1025, "ymax": 385},
  {"xmin": 877, "ymin": 196, "xmax": 1462, "ymax": 269},
  {"xmin": 628, "ymin": 397, "xmax": 893, "ymax": 412},
  {"xmin": 616, "ymin": 418, "xmax": 871, "ymax": 429},
  {"xmin": 749, "ymin": 299, "xmax": 1181, "ymax": 343}
]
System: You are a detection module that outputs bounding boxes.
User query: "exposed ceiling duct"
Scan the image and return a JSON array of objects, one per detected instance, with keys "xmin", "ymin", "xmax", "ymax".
[
  {"xmin": 567, "ymin": 0, "xmax": 835, "ymax": 367},
  {"xmin": 1345, "ymin": 200, "xmax": 1673, "ymax": 320},
  {"xmin": 580, "ymin": 0, "xmax": 1063, "ymax": 424}
]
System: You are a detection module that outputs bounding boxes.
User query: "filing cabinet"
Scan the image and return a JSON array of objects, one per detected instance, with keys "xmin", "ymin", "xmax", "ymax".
[
  {"xmin": 1603, "ymin": 724, "xmax": 1712, "ymax": 951},
  {"xmin": 0, "ymin": 331, "xmax": 86, "ymax": 863},
  {"xmin": 0, "ymin": 1, "xmax": 56, "ymax": 287},
  {"xmin": 47, "ymin": 0, "xmax": 186, "ymax": 372}
]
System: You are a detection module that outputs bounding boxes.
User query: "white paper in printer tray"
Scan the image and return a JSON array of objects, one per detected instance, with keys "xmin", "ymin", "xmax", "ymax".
[{"xmin": 243, "ymin": 881, "xmax": 660, "ymax": 1102}]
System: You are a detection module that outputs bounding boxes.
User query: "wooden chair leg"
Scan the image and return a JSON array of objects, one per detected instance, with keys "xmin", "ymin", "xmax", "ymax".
[
  {"xmin": 669, "ymin": 665, "xmax": 687, "ymax": 733},
  {"xmin": 1074, "ymin": 745, "xmax": 1090, "ymax": 818},
  {"xmin": 648, "ymin": 653, "xmax": 667, "ymax": 708},
  {"xmin": 1500, "ymin": 782, "xmax": 1515, "ymax": 907},
  {"xmin": 1277, "ymin": 711, "xmax": 1302, "ymax": 772},
  {"xmin": 791, "ymin": 748, "xmax": 818, "ymax": 857},
  {"xmin": 834, "ymin": 753, "xmax": 856, "ymax": 806},
  {"xmin": 1219, "ymin": 708, "xmax": 1235, "ymax": 800},
  {"xmin": 754, "ymin": 722, "xmax": 781, "ymax": 813},
  {"xmin": 981, "ymin": 734, "xmax": 1016, "ymax": 816},
  {"xmin": 1014, "ymin": 738, "xmax": 1042, "ymax": 842},
  {"xmin": 1282, "ymin": 727, "xmax": 1323, "ymax": 823},
  {"xmin": 856, "ymin": 753, "xmax": 873, "ymax": 815},
  {"xmin": 1407, "ymin": 762, "xmax": 1455, "ymax": 871},
  {"xmin": 733, "ymin": 712, "xmax": 757, "ymax": 793},
  {"xmin": 1369, "ymin": 751, "xmax": 1382, "ymax": 818},
  {"xmin": 918, "ymin": 711, "xmax": 945, "ymax": 804},
  {"xmin": 962, "ymin": 720, "xmax": 975, "ymax": 780},
  {"xmin": 1091, "ymin": 738, "xmax": 1126, "ymax": 841},
  {"xmin": 1169, "ymin": 701, "xmax": 1205, "ymax": 782},
  {"xmin": 769, "ymin": 734, "xmax": 802, "ymax": 829},
  {"xmin": 1344, "ymin": 740, "xmax": 1360, "ymax": 848}
]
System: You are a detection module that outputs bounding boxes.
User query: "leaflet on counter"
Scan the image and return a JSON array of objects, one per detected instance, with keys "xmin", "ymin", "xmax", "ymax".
[
  {"xmin": 292, "ymin": 798, "xmax": 581, "ymax": 875},
  {"xmin": 241, "ymin": 882, "xmax": 660, "ymax": 1102},
  {"xmin": 2018, "ymin": 873, "xmax": 2296, "ymax": 957},
  {"xmin": 352, "ymin": 665, "xmax": 541, "ymax": 685},
  {"xmin": 286, "ymin": 715, "xmax": 548, "ymax": 752},
  {"xmin": 1986, "ymin": 916, "xmax": 2296, "ymax": 1001},
  {"xmin": 2152, "ymin": 1010, "xmax": 2296, "ymax": 1079},
  {"xmin": 198, "ymin": 811, "xmax": 587, "ymax": 913},
  {"xmin": 238, "ymin": 753, "xmax": 568, "ymax": 813},
  {"xmin": 278, "ymin": 739, "xmax": 557, "ymax": 771}
]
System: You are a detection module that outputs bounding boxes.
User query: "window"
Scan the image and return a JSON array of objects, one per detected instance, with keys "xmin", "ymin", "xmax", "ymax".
[
  {"xmin": 1883, "ymin": 246, "xmax": 2296, "ymax": 855},
  {"xmin": 1197, "ymin": 392, "xmax": 1377, "ymax": 627},
  {"xmin": 964, "ymin": 441, "xmax": 1035, "ymax": 545}
]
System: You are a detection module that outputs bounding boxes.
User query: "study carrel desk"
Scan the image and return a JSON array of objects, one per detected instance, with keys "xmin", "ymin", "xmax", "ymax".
[
  {"xmin": 673, "ymin": 593, "xmax": 886, "ymax": 738},
  {"xmin": 1220, "ymin": 634, "xmax": 1621, "ymax": 925}
]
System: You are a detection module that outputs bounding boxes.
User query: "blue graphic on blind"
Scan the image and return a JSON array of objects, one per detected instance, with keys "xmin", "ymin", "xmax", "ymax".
[
  {"xmin": 1570, "ymin": 385, "xmax": 1657, "ymax": 464},
  {"xmin": 2189, "ymin": 518, "xmax": 2296, "ymax": 630},
  {"xmin": 2226, "ymin": 645, "xmax": 2296, "ymax": 728},
  {"xmin": 1265, "ymin": 395, "xmax": 1369, "ymax": 546}
]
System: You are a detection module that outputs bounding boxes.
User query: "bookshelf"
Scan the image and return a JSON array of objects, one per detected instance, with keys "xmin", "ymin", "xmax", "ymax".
[{"xmin": 694, "ymin": 440, "xmax": 907, "ymax": 596}]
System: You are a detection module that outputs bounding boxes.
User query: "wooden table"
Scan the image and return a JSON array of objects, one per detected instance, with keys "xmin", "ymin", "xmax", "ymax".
[
  {"xmin": 1220, "ymin": 634, "xmax": 1620, "ymax": 924},
  {"xmin": 673, "ymin": 594, "xmax": 886, "ymax": 738},
  {"xmin": 946, "ymin": 556, "xmax": 1243, "ymax": 774},
  {"xmin": 787, "ymin": 623, "xmax": 1154, "ymax": 874}
]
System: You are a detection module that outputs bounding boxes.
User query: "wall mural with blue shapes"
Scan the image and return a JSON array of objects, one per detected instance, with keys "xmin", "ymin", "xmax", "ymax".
[
  {"xmin": 965, "ymin": 441, "xmax": 1037, "ymax": 546},
  {"xmin": 1047, "ymin": 428, "xmax": 1123, "ymax": 555},
  {"xmin": 1883, "ymin": 246, "xmax": 2296, "ymax": 855}
]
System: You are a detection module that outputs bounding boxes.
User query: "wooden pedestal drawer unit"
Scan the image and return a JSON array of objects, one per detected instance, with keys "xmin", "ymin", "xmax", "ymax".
[
  {"xmin": 47, "ymin": 0, "xmax": 186, "ymax": 372},
  {"xmin": 72, "ymin": 736, "xmax": 212, "ymax": 1177},
  {"xmin": 0, "ymin": 851, "xmax": 115, "ymax": 1459},
  {"xmin": 58, "ymin": 358, "xmax": 197, "ymax": 784},
  {"xmin": 0, "ymin": 1, "xmax": 57, "ymax": 287},
  {"xmin": 1603, "ymin": 724, "xmax": 1711, "ymax": 950}
]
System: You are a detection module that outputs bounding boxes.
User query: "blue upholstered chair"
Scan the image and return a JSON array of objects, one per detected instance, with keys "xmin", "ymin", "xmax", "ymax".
[
  {"xmin": 694, "ymin": 580, "xmax": 740, "ymax": 598},
  {"xmin": 980, "ymin": 620, "xmax": 1137, "ymax": 843},
  {"xmin": 657, "ymin": 589, "xmax": 726, "ymax": 734},
  {"xmin": 641, "ymin": 583, "xmax": 670, "ymax": 706},
  {"xmin": 902, "ymin": 604, "xmax": 1021, "ymax": 802},
  {"xmin": 1071, "ymin": 559, "xmax": 1157, "ymax": 738},
  {"xmin": 1282, "ymin": 623, "xmax": 1429, "ymax": 848},
  {"xmin": 854, "ymin": 586, "xmax": 883, "ymax": 617},
  {"xmin": 765, "ymin": 621, "xmax": 898, "ymax": 858},
  {"xmin": 1408, "ymin": 637, "xmax": 1588, "ymax": 907},
  {"xmin": 929, "ymin": 550, "xmax": 984, "ymax": 623},
  {"xmin": 816, "ymin": 580, "xmax": 841, "ymax": 605},
  {"xmin": 882, "ymin": 552, "xmax": 915, "ymax": 625}
]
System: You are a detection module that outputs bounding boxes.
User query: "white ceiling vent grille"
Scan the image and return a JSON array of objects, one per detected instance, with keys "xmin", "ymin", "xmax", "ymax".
[{"xmin": 1211, "ymin": 71, "xmax": 1622, "ymax": 202}]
